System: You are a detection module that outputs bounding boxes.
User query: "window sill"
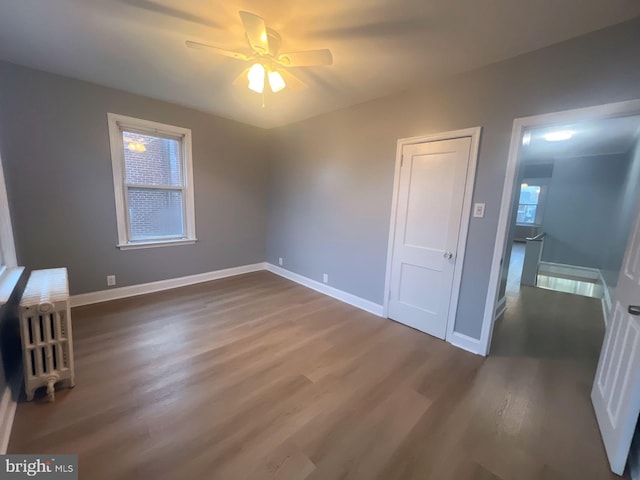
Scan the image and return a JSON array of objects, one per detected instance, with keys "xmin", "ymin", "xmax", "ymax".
[
  {"xmin": 117, "ymin": 238, "xmax": 197, "ymax": 250},
  {"xmin": 0, "ymin": 266, "xmax": 25, "ymax": 306}
]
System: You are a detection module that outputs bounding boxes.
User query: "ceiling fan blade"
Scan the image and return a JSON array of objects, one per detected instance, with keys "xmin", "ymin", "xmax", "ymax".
[
  {"xmin": 278, "ymin": 69, "xmax": 308, "ymax": 90},
  {"xmin": 185, "ymin": 40, "xmax": 250, "ymax": 61},
  {"xmin": 232, "ymin": 66, "xmax": 252, "ymax": 87},
  {"xmin": 278, "ymin": 49, "xmax": 333, "ymax": 67},
  {"xmin": 239, "ymin": 11, "xmax": 271, "ymax": 55}
]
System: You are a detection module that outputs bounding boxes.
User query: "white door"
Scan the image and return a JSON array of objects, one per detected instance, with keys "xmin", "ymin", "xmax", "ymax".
[
  {"xmin": 388, "ymin": 137, "xmax": 472, "ymax": 339},
  {"xmin": 592, "ymin": 203, "xmax": 640, "ymax": 475}
]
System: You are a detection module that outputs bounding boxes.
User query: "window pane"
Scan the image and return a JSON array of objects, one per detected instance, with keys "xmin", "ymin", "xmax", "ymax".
[
  {"xmin": 517, "ymin": 204, "xmax": 538, "ymax": 224},
  {"xmin": 123, "ymin": 131, "xmax": 183, "ymax": 186},
  {"xmin": 128, "ymin": 188, "xmax": 184, "ymax": 240},
  {"xmin": 524, "ymin": 205, "xmax": 537, "ymax": 223},
  {"xmin": 519, "ymin": 186, "xmax": 540, "ymax": 205}
]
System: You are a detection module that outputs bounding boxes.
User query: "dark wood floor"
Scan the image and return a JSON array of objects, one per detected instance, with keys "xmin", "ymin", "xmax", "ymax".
[{"xmin": 8, "ymin": 271, "xmax": 624, "ymax": 479}]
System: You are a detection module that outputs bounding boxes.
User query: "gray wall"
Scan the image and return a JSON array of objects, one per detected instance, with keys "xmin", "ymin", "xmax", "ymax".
[
  {"xmin": 602, "ymin": 138, "xmax": 640, "ymax": 295},
  {"xmin": 267, "ymin": 17, "xmax": 640, "ymax": 340},
  {"xmin": 541, "ymin": 153, "xmax": 629, "ymax": 268},
  {"xmin": 0, "ymin": 61, "xmax": 270, "ymax": 295}
]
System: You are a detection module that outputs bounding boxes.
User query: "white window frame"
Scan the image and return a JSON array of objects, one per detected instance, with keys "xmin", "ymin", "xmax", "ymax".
[
  {"xmin": 0, "ymin": 147, "xmax": 24, "ymax": 305},
  {"xmin": 107, "ymin": 113, "xmax": 197, "ymax": 250}
]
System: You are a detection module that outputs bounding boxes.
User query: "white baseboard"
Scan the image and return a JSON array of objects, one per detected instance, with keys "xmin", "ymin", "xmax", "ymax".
[
  {"xmin": 71, "ymin": 263, "xmax": 267, "ymax": 307},
  {"xmin": 71, "ymin": 261, "xmax": 475, "ymax": 354},
  {"xmin": 265, "ymin": 264, "xmax": 384, "ymax": 317},
  {"xmin": 538, "ymin": 261, "xmax": 601, "ymax": 281},
  {"xmin": 0, "ymin": 373, "xmax": 21, "ymax": 454},
  {"xmin": 448, "ymin": 331, "xmax": 482, "ymax": 355},
  {"xmin": 494, "ymin": 296, "xmax": 507, "ymax": 321},
  {"xmin": 266, "ymin": 264, "xmax": 486, "ymax": 356}
]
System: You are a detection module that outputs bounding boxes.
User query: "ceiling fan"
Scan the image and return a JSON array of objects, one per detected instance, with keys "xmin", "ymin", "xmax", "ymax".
[{"xmin": 185, "ymin": 11, "xmax": 333, "ymax": 104}]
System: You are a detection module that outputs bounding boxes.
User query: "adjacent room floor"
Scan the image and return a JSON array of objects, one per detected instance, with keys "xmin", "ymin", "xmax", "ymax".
[
  {"xmin": 508, "ymin": 241, "xmax": 604, "ymax": 299},
  {"xmin": 8, "ymin": 271, "xmax": 622, "ymax": 479}
]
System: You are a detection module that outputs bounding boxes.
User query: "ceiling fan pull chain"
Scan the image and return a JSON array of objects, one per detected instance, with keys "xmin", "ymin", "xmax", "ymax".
[{"xmin": 262, "ymin": 89, "xmax": 266, "ymax": 109}]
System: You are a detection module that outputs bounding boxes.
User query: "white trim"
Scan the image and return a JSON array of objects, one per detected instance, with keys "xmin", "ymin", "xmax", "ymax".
[
  {"xmin": 0, "ymin": 267, "xmax": 24, "ymax": 306},
  {"xmin": 494, "ymin": 296, "xmax": 507, "ymax": 321},
  {"xmin": 0, "ymin": 373, "xmax": 21, "ymax": 454},
  {"xmin": 266, "ymin": 264, "xmax": 384, "ymax": 317},
  {"xmin": 449, "ymin": 331, "xmax": 482, "ymax": 355},
  {"xmin": 71, "ymin": 263, "xmax": 266, "ymax": 307},
  {"xmin": 481, "ymin": 99, "xmax": 640, "ymax": 356},
  {"xmin": 538, "ymin": 261, "xmax": 601, "ymax": 281},
  {"xmin": 107, "ymin": 113, "xmax": 197, "ymax": 250},
  {"xmin": 116, "ymin": 239, "xmax": 197, "ymax": 250},
  {"xmin": 536, "ymin": 261, "xmax": 613, "ymax": 326},
  {"xmin": 382, "ymin": 127, "xmax": 482, "ymax": 345},
  {"xmin": 0, "ymin": 150, "xmax": 17, "ymax": 268}
]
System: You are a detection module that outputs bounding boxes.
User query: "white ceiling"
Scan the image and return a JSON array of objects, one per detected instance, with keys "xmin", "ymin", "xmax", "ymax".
[
  {"xmin": 0, "ymin": 1, "xmax": 639, "ymax": 128},
  {"xmin": 521, "ymin": 115, "xmax": 640, "ymax": 163}
]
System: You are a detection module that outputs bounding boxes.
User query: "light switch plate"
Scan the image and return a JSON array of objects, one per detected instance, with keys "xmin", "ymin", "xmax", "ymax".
[{"xmin": 473, "ymin": 203, "xmax": 486, "ymax": 218}]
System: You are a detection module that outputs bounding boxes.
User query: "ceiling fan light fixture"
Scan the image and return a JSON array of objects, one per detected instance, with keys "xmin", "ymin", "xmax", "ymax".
[
  {"xmin": 186, "ymin": 11, "xmax": 330, "ymax": 102},
  {"xmin": 247, "ymin": 63, "xmax": 265, "ymax": 93},
  {"xmin": 268, "ymin": 71, "xmax": 286, "ymax": 93}
]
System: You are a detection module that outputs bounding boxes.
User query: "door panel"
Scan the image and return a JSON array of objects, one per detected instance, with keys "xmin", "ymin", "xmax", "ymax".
[
  {"xmin": 404, "ymin": 153, "xmax": 456, "ymax": 249},
  {"xmin": 592, "ymin": 202, "xmax": 640, "ymax": 475},
  {"xmin": 398, "ymin": 263, "xmax": 442, "ymax": 314},
  {"xmin": 388, "ymin": 137, "xmax": 471, "ymax": 339}
]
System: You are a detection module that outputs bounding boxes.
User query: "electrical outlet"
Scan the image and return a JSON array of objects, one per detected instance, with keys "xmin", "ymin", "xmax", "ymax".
[
  {"xmin": 278, "ymin": 257, "xmax": 283, "ymax": 266},
  {"xmin": 107, "ymin": 275, "xmax": 116, "ymax": 287},
  {"xmin": 322, "ymin": 273, "xmax": 329, "ymax": 284}
]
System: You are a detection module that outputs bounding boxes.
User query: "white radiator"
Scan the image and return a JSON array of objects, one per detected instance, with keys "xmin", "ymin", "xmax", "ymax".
[{"xmin": 19, "ymin": 268, "xmax": 75, "ymax": 402}]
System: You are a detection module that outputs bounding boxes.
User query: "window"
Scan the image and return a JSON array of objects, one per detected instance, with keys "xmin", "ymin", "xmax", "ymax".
[
  {"xmin": 517, "ymin": 184, "xmax": 544, "ymax": 225},
  {"xmin": 0, "ymin": 149, "xmax": 22, "ymax": 305},
  {"xmin": 107, "ymin": 113, "xmax": 196, "ymax": 249},
  {"xmin": 0, "ymin": 152, "xmax": 17, "ymax": 269}
]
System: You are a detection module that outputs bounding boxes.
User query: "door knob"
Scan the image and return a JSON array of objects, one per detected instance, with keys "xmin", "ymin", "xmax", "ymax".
[
  {"xmin": 444, "ymin": 252, "xmax": 454, "ymax": 259},
  {"xmin": 629, "ymin": 305, "xmax": 640, "ymax": 316}
]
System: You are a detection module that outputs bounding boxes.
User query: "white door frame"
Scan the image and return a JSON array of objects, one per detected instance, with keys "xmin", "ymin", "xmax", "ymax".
[
  {"xmin": 479, "ymin": 99, "xmax": 640, "ymax": 356},
  {"xmin": 383, "ymin": 127, "xmax": 482, "ymax": 347}
]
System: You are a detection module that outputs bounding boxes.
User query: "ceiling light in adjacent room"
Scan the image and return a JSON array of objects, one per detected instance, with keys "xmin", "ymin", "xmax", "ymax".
[{"xmin": 543, "ymin": 130, "xmax": 574, "ymax": 142}]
